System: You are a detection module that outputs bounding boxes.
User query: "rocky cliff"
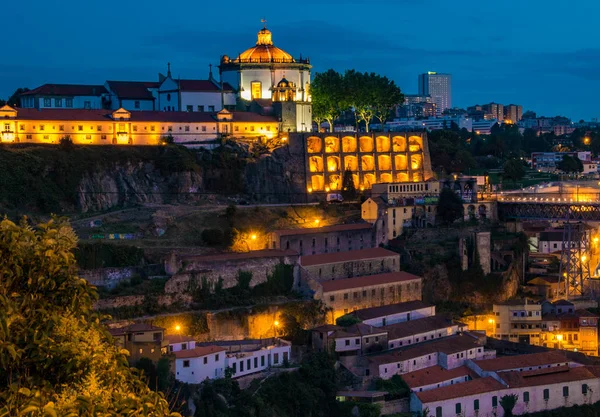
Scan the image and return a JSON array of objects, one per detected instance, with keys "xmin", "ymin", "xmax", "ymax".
[{"xmin": 0, "ymin": 144, "xmax": 307, "ymax": 213}]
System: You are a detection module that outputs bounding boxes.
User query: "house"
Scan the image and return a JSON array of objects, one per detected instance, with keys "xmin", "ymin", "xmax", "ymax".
[
  {"xmin": 329, "ymin": 323, "xmax": 388, "ymax": 356},
  {"xmin": 403, "ymin": 365, "xmax": 479, "ymax": 393},
  {"xmin": 466, "ymin": 351, "xmax": 575, "ymax": 377},
  {"xmin": 173, "ymin": 338, "xmax": 291, "ymax": 383},
  {"xmin": 166, "ymin": 335, "xmax": 198, "ymax": 353},
  {"xmin": 20, "ymin": 84, "xmax": 108, "ymax": 110},
  {"xmin": 105, "ymin": 80, "xmax": 159, "ymax": 110},
  {"xmin": 108, "ymin": 323, "xmax": 166, "ymax": 362},
  {"xmin": 269, "ymin": 223, "xmax": 376, "ymax": 255},
  {"xmin": 309, "ymin": 271, "xmax": 422, "ymax": 324},
  {"xmin": 383, "ymin": 315, "xmax": 464, "ymax": 349}
]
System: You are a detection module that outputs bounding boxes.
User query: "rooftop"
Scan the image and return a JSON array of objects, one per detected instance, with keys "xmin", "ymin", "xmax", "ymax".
[
  {"xmin": 350, "ymin": 300, "xmax": 433, "ymax": 321},
  {"xmin": 311, "ymin": 324, "xmax": 340, "ymax": 333},
  {"xmin": 382, "ymin": 315, "xmax": 456, "ymax": 341},
  {"xmin": 332, "ymin": 323, "xmax": 387, "ymax": 338},
  {"xmin": 177, "ymin": 79, "xmax": 234, "ymax": 92},
  {"xmin": 472, "ymin": 351, "xmax": 570, "ymax": 372},
  {"xmin": 494, "ymin": 298, "xmax": 540, "ymax": 306},
  {"xmin": 165, "ymin": 334, "xmax": 197, "ymax": 344},
  {"xmin": 174, "ymin": 345, "xmax": 226, "ymax": 359},
  {"xmin": 21, "ymin": 83, "xmax": 108, "ymax": 97},
  {"xmin": 108, "ymin": 322, "xmax": 165, "ymax": 336},
  {"xmin": 272, "ymin": 223, "xmax": 372, "ymax": 237},
  {"xmin": 321, "ymin": 271, "xmax": 422, "ymax": 293},
  {"xmin": 106, "ymin": 80, "xmax": 158, "ymax": 100},
  {"xmin": 403, "ymin": 365, "xmax": 479, "ymax": 389},
  {"xmin": 500, "ymin": 366, "xmax": 597, "ymax": 389},
  {"xmin": 300, "ymin": 247, "xmax": 399, "ymax": 267},
  {"xmin": 416, "ymin": 377, "xmax": 505, "ymax": 403}
]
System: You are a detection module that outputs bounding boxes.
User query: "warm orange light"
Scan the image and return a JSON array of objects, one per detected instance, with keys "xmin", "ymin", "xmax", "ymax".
[
  {"xmin": 488, "ymin": 319, "xmax": 494, "ymax": 324},
  {"xmin": 175, "ymin": 324, "xmax": 181, "ymax": 332},
  {"xmin": 307, "ymin": 187, "xmax": 313, "ymax": 193},
  {"xmin": 314, "ymin": 219, "xmax": 320, "ymax": 226},
  {"xmin": 556, "ymin": 334, "xmax": 563, "ymax": 341},
  {"xmin": 582, "ymin": 255, "xmax": 588, "ymax": 263},
  {"xmin": 251, "ymin": 234, "xmax": 257, "ymax": 240},
  {"xmin": 594, "ymin": 237, "xmax": 599, "ymax": 244},
  {"xmin": 584, "ymin": 137, "xmax": 591, "ymax": 145},
  {"xmin": 360, "ymin": 186, "xmax": 365, "ymax": 191},
  {"xmin": 274, "ymin": 320, "xmax": 279, "ymax": 327},
  {"xmin": 325, "ymin": 186, "xmax": 331, "ymax": 192}
]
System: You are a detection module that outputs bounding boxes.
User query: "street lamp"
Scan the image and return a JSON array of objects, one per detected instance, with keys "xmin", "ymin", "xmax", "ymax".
[
  {"xmin": 175, "ymin": 324, "xmax": 181, "ymax": 334},
  {"xmin": 274, "ymin": 320, "xmax": 279, "ymax": 339},
  {"xmin": 314, "ymin": 219, "xmax": 320, "ymax": 226}
]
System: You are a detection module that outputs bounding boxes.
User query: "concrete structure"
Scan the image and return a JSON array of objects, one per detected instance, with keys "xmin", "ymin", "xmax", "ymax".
[
  {"xmin": 371, "ymin": 181, "xmax": 441, "ymax": 201},
  {"xmin": 476, "ymin": 231, "xmax": 492, "ymax": 275},
  {"xmin": 531, "ymin": 151, "xmax": 591, "ymax": 172},
  {"xmin": 166, "ymin": 335, "xmax": 198, "ymax": 353},
  {"xmin": 300, "ymin": 247, "xmax": 400, "ymax": 282},
  {"xmin": 418, "ymin": 72, "xmax": 452, "ymax": 116},
  {"xmin": 310, "ymin": 271, "xmax": 422, "ymax": 323},
  {"xmin": 269, "ymin": 223, "xmax": 376, "ymax": 255},
  {"xmin": 504, "ymin": 104, "xmax": 523, "ymax": 124},
  {"xmin": 349, "ymin": 301, "xmax": 435, "ymax": 327},
  {"xmin": 0, "ymin": 105, "xmax": 279, "ymax": 146},
  {"xmin": 299, "ymin": 132, "xmax": 434, "ymax": 193},
  {"xmin": 492, "ymin": 299, "xmax": 543, "ymax": 343},
  {"xmin": 330, "ymin": 323, "xmax": 388, "ymax": 355},
  {"xmin": 173, "ymin": 338, "xmax": 291, "ymax": 383},
  {"xmin": 481, "ymin": 103, "xmax": 504, "ymax": 121},
  {"xmin": 383, "ymin": 315, "xmax": 464, "ymax": 350},
  {"xmin": 20, "ymin": 84, "xmax": 108, "ymax": 110},
  {"xmin": 108, "ymin": 323, "xmax": 166, "ymax": 363}
]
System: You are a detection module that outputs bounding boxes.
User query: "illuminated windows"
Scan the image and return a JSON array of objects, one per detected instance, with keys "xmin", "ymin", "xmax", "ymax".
[
  {"xmin": 65, "ymin": 99, "xmax": 73, "ymax": 108},
  {"xmin": 251, "ymin": 81, "xmax": 262, "ymax": 99}
]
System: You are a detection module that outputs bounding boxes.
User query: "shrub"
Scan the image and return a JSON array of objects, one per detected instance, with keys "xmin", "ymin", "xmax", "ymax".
[{"xmin": 201, "ymin": 228, "xmax": 224, "ymax": 246}]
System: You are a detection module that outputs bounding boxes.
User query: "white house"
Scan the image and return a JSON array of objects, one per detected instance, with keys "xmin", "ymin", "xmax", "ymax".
[
  {"xmin": 403, "ymin": 365, "xmax": 478, "ymax": 393},
  {"xmin": 350, "ymin": 300, "xmax": 435, "ymax": 327},
  {"xmin": 166, "ymin": 335, "xmax": 197, "ymax": 353},
  {"xmin": 174, "ymin": 346, "xmax": 227, "ymax": 384},
  {"xmin": 410, "ymin": 365, "xmax": 600, "ymax": 417},
  {"xmin": 466, "ymin": 351, "xmax": 576, "ymax": 378},
  {"xmin": 173, "ymin": 339, "xmax": 291, "ymax": 383},
  {"xmin": 383, "ymin": 315, "xmax": 462, "ymax": 349}
]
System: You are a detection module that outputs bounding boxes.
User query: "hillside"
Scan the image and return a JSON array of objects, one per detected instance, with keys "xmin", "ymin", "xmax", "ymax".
[{"xmin": 0, "ymin": 142, "xmax": 305, "ymax": 214}]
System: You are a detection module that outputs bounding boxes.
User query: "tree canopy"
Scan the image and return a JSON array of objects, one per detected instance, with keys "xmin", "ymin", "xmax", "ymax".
[
  {"xmin": 310, "ymin": 69, "xmax": 403, "ymax": 132},
  {"xmin": 436, "ymin": 188, "xmax": 464, "ymax": 225},
  {"xmin": 0, "ymin": 217, "xmax": 179, "ymax": 416},
  {"xmin": 557, "ymin": 154, "xmax": 583, "ymax": 174},
  {"xmin": 503, "ymin": 158, "xmax": 526, "ymax": 183}
]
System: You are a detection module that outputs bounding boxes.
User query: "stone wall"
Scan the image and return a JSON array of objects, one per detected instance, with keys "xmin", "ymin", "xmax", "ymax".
[
  {"xmin": 164, "ymin": 251, "xmax": 300, "ymax": 294},
  {"xmin": 270, "ymin": 225, "xmax": 376, "ymax": 255},
  {"xmin": 80, "ymin": 264, "xmax": 164, "ymax": 289},
  {"xmin": 301, "ymin": 254, "xmax": 400, "ymax": 282},
  {"xmin": 94, "ymin": 293, "xmax": 192, "ymax": 310},
  {"xmin": 381, "ymin": 399, "xmax": 409, "ymax": 416}
]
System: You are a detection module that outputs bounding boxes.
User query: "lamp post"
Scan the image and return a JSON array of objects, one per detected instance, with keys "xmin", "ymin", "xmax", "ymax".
[{"xmin": 273, "ymin": 320, "xmax": 279, "ymax": 339}]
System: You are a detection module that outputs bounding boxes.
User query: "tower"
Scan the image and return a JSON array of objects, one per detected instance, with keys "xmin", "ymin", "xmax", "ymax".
[{"xmin": 558, "ymin": 221, "xmax": 591, "ymax": 299}]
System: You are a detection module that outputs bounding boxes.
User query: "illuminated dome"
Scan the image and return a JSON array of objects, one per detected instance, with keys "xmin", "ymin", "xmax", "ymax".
[{"xmin": 235, "ymin": 27, "xmax": 294, "ymax": 63}]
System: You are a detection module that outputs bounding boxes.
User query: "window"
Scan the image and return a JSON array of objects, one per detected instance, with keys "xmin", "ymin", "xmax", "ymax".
[
  {"xmin": 134, "ymin": 100, "xmax": 140, "ymax": 109},
  {"xmin": 101, "ymin": 134, "xmax": 107, "ymax": 140},
  {"xmin": 208, "ymin": 105, "xmax": 215, "ymax": 112},
  {"xmin": 261, "ymin": 355, "xmax": 265, "ymax": 366},
  {"xmin": 344, "ymin": 293, "xmax": 348, "ymax": 300},
  {"xmin": 168, "ymin": 126, "xmax": 173, "ymax": 132},
  {"xmin": 55, "ymin": 98, "xmax": 62, "ymax": 107},
  {"xmin": 435, "ymin": 407, "xmax": 442, "ymax": 417},
  {"xmin": 247, "ymin": 359, "xmax": 251, "ymax": 370},
  {"xmin": 523, "ymin": 391, "xmax": 530, "ymax": 402},
  {"xmin": 274, "ymin": 353, "xmax": 279, "ymax": 364},
  {"xmin": 563, "ymin": 386, "xmax": 569, "ymax": 397},
  {"xmin": 251, "ymin": 81, "xmax": 262, "ymax": 99},
  {"xmin": 44, "ymin": 98, "xmax": 52, "ymax": 107},
  {"xmin": 474, "ymin": 399, "xmax": 479, "ymax": 410},
  {"xmin": 186, "ymin": 105, "xmax": 193, "ymax": 112},
  {"xmin": 583, "ymin": 384, "xmax": 589, "ymax": 394},
  {"xmin": 66, "ymin": 98, "xmax": 73, "ymax": 108},
  {"xmin": 203, "ymin": 357, "xmax": 207, "ymax": 364},
  {"xmin": 240, "ymin": 361, "xmax": 244, "ymax": 372},
  {"xmin": 197, "ymin": 105, "xmax": 204, "ymax": 112},
  {"xmin": 39, "ymin": 124, "xmax": 45, "ymax": 131},
  {"xmin": 250, "ymin": 126, "xmax": 255, "ymax": 132},
  {"xmin": 329, "ymin": 295, "xmax": 334, "ymax": 302},
  {"xmin": 151, "ymin": 126, "xmax": 155, "ymax": 132},
  {"xmin": 215, "ymin": 354, "xmax": 220, "ymax": 361},
  {"xmin": 183, "ymin": 360, "xmax": 190, "ymax": 368},
  {"xmin": 20, "ymin": 124, "xmax": 24, "ymax": 130},
  {"xmin": 455, "ymin": 403, "xmax": 461, "ymax": 414},
  {"xmin": 492, "ymin": 396, "xmax": 498, "ymax": 407},
  {"xmin": 202, "ymin": 126, "xmax": 207, "ymax": 132},
  {"xmin": 254, "ymin": 357, "xmax": 258, "ymax": 368},
  {"xmin": 345, "ymin": 340, "xmax": 350, "ymax": 346},
  {"xmin": 185, "ymin": 125, "xmax": 190, "ymax": 132},
  {"xmin": 355, "ymin": 338, "xmax": 360, "ymax": 345},
  {"xmin": 543, "ymin": 389, "xmax": 549, "ymax": 400},
  {"xmin": 78, "ymin": 125, "xmax": 83, "ymax": 131}
]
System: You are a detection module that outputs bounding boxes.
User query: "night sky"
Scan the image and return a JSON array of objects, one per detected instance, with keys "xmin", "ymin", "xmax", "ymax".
[{"xmin": 2, "ymin": 0, "xmax": 599, "ymax": 120}]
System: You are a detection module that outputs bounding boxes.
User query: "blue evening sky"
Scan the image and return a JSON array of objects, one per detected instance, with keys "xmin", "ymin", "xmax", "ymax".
[{"xmin": 2, "ymin": 0, "xmax": 599, "ymax": 120}]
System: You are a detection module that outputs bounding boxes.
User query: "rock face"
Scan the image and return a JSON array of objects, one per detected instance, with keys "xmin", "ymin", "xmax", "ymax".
[{"xmin": 77, "ymin": 162, "xmax": 204, "ymax": 212}]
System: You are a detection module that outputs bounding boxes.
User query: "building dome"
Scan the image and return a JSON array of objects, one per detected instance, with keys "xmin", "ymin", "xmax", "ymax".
[{"xmin": 235, "ymin": 27, "xmax": 294, "ymax": 63}]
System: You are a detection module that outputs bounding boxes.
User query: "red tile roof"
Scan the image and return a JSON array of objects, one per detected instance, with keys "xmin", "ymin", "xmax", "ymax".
[
  {"xmin": 382, "ymin": 315, "xmax": 455, "ymax": 340},
  {"xmin": 166, "ymin": 334, "xmax": 197, "ymax": 344},
  {"xmin": 107, "ymin": 81, "xmax": 157, "ymax": 100},
  {"xmin": 178, "ymin": 79, "xmax": 234, "ymax": 92},
  {"xmin": 472, "ymin": 351, "xmax": 570, "ymax": 372},
  {"xmin": 416, "ymin": 377, "xmax": 505, "ymax": 403},
  {"xmin": 321, "ymin": 271, "xmax": 421, "ymax": 293},
  {"xmin": 351, "ymin": 301, "xmax": 433, "ymax": 321},
  {"xmin": 272, "ymin": 223, "xmax": 372, "ymax": 237},
  {"xmin": 500, "ymin": 366, "xmax": 597, "ymax": 388},
  {"xmin": 403, "ymin": 365, "xmax": 479, "ymax": 389},
  {"xmin": 21, "ymin": 84, "xmax": 108, "ymax": 97},
  {"xmin": 301, "ymin": 247, "xmax": 399, "ymax": 267},
  {"xmin": 174, "ymin": 345, "xmax": 226, "ymax": 359}
]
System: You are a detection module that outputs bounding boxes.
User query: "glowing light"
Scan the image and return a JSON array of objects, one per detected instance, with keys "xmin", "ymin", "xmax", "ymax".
[
  {"xmin": 582, "ymin": 255, "xmax": 588, "ymax": 263},
  {"xmin": 556, "ymin": 334, "xmax": 563, "ymax": 342},
  {"xmin": 584, "ymin": 137, "xmax": 591, "ymax": 145},
  {"xmin": 594, "ymin": 237, "xmax": 599, "ymax": 244},
  {"xmin": 274, "ymin": 320, "xmax": 279, "ymax": 327},
  {"xmin": 314, "ymin": 219, "xmax": 320, "ymax": 226},
  {"xmin": 175, "ymin": 324, "xmax": 181, "ymax": 332},
  {"xmin": 488, "ymin": 319, "xmax": 494, "ymax": 324},
  {"xmin": 307, "ymin": 187, "xmax": 313, "ymax": 193},
  {"xmin": 281, "ymin": 137, "xmax": 288, "ymax": 142},
  {"xmin": 325, "ymin": 186, "xmax": 331, "ymax": 192},
  {"xmin": 251, "ymin": 234, "xmax": 257, "ymax": 240}
]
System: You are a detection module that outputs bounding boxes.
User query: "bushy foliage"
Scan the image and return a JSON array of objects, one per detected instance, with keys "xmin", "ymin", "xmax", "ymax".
[
  {"xmin": 374, "ymin": 375, "xmax": 410, "ymax": 400},
  {"xmin": 76, "ymin": 241, "xmax": 145, "ymax": 269},
  {"xmin": 201, "ymin": 228, "xmax": 224, "ymax": 246},
  {"xmin": 436, "ymin": 188, "xmax": 464, "ymax": 225},
  {"xmin": 0, "ymin": 216, "xmax": 179, "ymax": 416},
  {"xmin": 336, "ymin": 314, "xmax": 362, "ymax": 327}
]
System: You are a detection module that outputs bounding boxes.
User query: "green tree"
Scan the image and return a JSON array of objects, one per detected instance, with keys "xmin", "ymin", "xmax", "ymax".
[
  {"xmin": 503, "ymin": 158, "xmax": 526, "ymax": 183},
  {"xmin": 341, "ymin": 169, "xmax": 357, "ymax": 201},
  {"xmin": 4, "ymin": 87, "xmax": 29, "ymax": 107},
  {"xmin": 436, "ymin": 188, "xmax": 464, "ymax": 225},
  {"xmin": 557, "ymin": 154, "xmax": 583, "ymax": 174},
  {"xmin": 0, "ymin": 217, "xmax": 178, "ymax": 416},
  {"xmin": 500, "ymin": 394, "xmax": 519, "ymax": 417},
  {"xmin": 372, "ymin": 75, "xmax": 403, "ymax": 127},
  {"xmin": 311, "ymin": 69, "xmax": 347, "ymax": 132},
  {"xmin": 345, "ymin": 70, "xmax": 376, "ymax": 132}
]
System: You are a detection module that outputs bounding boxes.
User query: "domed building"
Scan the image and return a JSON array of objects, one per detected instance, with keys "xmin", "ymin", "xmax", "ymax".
[{"xmin": 219, "ymin": 25, "xmax": 312, "ymax": 132}]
